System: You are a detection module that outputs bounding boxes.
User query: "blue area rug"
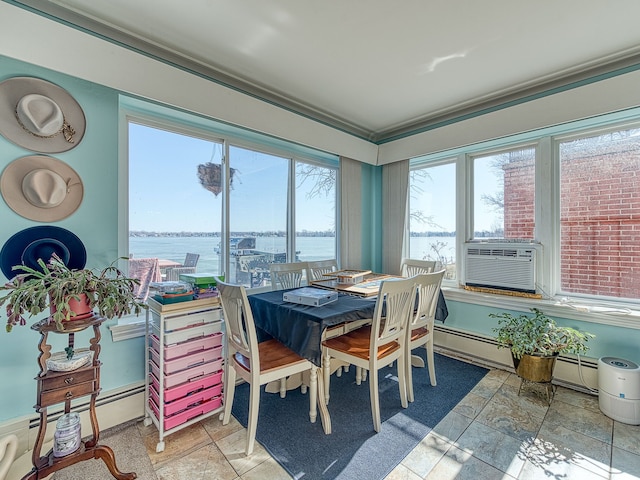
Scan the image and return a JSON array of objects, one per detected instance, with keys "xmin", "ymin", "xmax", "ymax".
[{"xmin": 231, "ymin": 351, "xmax": 488, "ymax": 479}]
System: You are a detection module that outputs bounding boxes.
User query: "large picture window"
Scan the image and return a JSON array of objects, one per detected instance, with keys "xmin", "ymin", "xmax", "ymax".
[{"xmin": 127, "ymin": 116, "xmax": 337, "ymax": 294}]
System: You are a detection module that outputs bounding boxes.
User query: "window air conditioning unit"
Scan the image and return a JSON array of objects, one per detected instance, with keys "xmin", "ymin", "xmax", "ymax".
[{"xmin": 464, "ymin": 243, "xmax": 537, "ymax": 294}]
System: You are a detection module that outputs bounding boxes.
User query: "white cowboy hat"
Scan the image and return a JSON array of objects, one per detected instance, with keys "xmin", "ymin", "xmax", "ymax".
[
  {"xmin": 1, "ymin": 155, "xmax": 84, "ymax": 222},
  {"xmin": 0, "ymin": 76, "xmax": 86, "ymax": 153}
]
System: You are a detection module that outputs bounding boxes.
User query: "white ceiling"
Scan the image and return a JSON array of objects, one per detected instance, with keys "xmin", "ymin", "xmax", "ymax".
[{"xmin": 16, "ymin": 0, "xmax": 640, "ymax": 142}]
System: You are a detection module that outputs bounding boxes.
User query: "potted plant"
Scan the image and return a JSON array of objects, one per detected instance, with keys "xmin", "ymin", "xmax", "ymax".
[
  {"xmin": 1, "ymin": 254, "xmax": 147, "ymax": 333},
  {"xmin": 490, "ymin": 307, "xmax": 594, "ymax": 384}
]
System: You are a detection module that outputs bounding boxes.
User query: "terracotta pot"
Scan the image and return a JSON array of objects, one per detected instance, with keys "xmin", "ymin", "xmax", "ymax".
[
  {"xmin": 50, "ymin": 293, "xmax": 94, "ymax": 321},
  {"xmin": 512, "ymin": 353, "xmax": 558, "ymax": 383}
]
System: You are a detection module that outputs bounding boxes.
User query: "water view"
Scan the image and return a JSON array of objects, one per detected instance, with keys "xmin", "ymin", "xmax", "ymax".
[{"xmin": 129, "ymin": 235, "xmax": 456, "ymax": 274}]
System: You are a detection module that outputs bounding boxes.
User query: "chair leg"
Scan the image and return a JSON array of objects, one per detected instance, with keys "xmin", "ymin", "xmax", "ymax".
[
  {"xmin": 222, "ymin": 366, "xmax": 237, "ymax": 425},
  {"xmin": 406, "ymin": 347, "xmax": 415, "ymax": 403},
  {"xmin": 246, "ymin": 381, "xmax": 260, "ymax": 455},
  {"xmin": 356, "ymin": 366, "xmax": 363, "ymax": 385},
  {"xmin": 426, "ymin": 341, "xmax": 437, "ymax": 386},
  {"xmin": 369, "ymin": 367, "xmax": 381, "ymax": 432},
  {"xmin": 398, "ymin": 355, "xmax": 408, "ymax": 409}
]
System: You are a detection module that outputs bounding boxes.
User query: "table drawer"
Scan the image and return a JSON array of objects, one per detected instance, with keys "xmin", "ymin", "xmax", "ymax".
[
  {"xmin": 150, "ymin": 382, "xmax": 223, "ymax": 416},
  {"xmin": 149, "ymin": 358, "xmax": 223, "ymax": 388},
  {"xmin": 151, "ymin": 308, "xmax": 222, "ymax": 332},
  {"xmin": 149, "ymin": 395, "xmax": 222, "ymax": 431},
  {"xmin": 151, "ymin": 370, "xmax": 223, "ymax": 402},
  {"xmin": 149, "ymin": 345, "xmax": 223, "ymax": 375},
  {"xmin": 39, "ymin": 380, "xmax": 97, "ymax": 407},
  {"xmin": 150, "ymin": 332, "xmax": 223, "ymax": 360},
  {"xmin": 39, "ymin": 366, "xmax": 97, "ymax": 392}
]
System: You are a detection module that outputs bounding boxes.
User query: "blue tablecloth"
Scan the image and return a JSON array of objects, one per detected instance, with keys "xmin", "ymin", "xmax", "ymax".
[{"xmin": 248, "ymin": 289, "xmax": 448, "ymax": 366}]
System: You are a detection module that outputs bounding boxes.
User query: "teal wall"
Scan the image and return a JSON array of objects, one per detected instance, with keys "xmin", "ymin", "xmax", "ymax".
[{"xmin": 0, "ymin": 56, "xmax": 146, "ymax": 422}]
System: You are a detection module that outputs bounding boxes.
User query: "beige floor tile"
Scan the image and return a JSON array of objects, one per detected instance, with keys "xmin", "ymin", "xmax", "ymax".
[
  {"xmin": 544, "ymin": 397, "xmax": 613, "ymax": 444},
  {"xmin": 400, "ymin": 431, "xmax": 453, "ymax": 478},
  {"xmin": 613, "ymin": 421, "xmax": 640, "ymax": 455},
  {"xmin": 385, "ymin": 462, "xmax": 424, "ymax": 480},
  {"xmin": 216, "ymin": 428, "xmax": 272, "ymax": 477},
  {"xmin": 143, "ymin": 422, "xmax": 213, "ymax": 468},
  {"xmin": 475, "ymin": 394, "xmax": 544, "ymax": 443},
  {"xmin": 527, "ymin": 422, "xmax": 611, "ymax": 478},
  {"xmin": 155, "ymin": 443, "xmax": 238, "ymax": 480},
  {"xmin": 239, "ymin": 457, "xmax": 292, "ymax": 480},
  {"xmin": 202, "ymin": 414, "xmax": 244, "ymax": 442},
  {"xmin": 553, "ymin": 385, "xmax": 600, "ymax": 413},
  {"xmin": 611, "ymin": 446, "xmax": 640, "ymax": 480},
  {"xmin": 452, "ymin": 392, "xmax": 489, "ymax": 419},
  {"xmin": 432, "ymin": 410, "xmax": 473, "ymax": 443},
  {"xmin": 469, "ymin": 375, "xmax": 505, "ymax": 399},
  {"xmin": 425, "ymin": 444, "xmax": 516, "ymax": 479},
  {"xmin": 455, "ymin": 420, "xmax": 527, "ymax": 477}
]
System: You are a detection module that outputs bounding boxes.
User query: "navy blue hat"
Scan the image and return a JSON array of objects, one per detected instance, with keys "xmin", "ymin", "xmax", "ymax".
[{"xmin": 0, "ymin": 226, "xmax": 86, "ymax": 279}]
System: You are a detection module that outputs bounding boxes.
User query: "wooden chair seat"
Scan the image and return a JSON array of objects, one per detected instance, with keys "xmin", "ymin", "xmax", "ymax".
[
  {"xmin": 322, "ymin": 326, "xmax": 401, "ymax": 361},
  {"xmin": 233, "ymin": 339, "xmax": 310, "ymax": 374},
  {"xmin": 409, "ymin": 326, "xmax": 430, "ymax": 342}
]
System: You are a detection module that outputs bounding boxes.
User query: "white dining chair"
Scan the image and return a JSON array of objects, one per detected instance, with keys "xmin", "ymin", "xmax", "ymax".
[
  {"xmin": 217, "ymin": 279, "xmax": 317, "ymax": 455},
  {"xmin": 269, "ymin": 262, "xmax": 309, "ymax": 290},
  {"xmin": 400, "ymin": 258, "xmax": 436, "ymax": 277},
  {"xmin": 406, "ymin": 270, "xmax": 445, "ymax": 401},
  {"xmin": 306, "ymin": 259, "xmax": 338, "ymax": 281},
  {"xmin": 322, "ymin": 276, "xmax": 417, "ymax": 432}
]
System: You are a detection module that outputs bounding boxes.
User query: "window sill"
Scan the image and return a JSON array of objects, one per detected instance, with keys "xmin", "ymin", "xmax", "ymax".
[
  {"xmin": 443, "ymin": 286, "xmax": 640, "ymax": 329},
  {"xmin": 109, "ymin": 316, "xmax": 147, "ymax": 342}
]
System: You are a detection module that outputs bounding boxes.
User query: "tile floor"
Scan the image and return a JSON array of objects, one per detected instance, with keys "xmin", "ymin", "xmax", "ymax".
[{"xmin": 135, "ymin": 366, "xmax": 640, "ymax": 480}]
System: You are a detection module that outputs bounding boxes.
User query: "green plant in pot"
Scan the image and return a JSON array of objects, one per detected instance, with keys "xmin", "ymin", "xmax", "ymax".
[
  {"xmin": 1, "ymin": 254, "xmax": 147, "ymax": 334},
  {"xmin": 490, "ymin": 307, "xmax": 594, "ymax": 384}
]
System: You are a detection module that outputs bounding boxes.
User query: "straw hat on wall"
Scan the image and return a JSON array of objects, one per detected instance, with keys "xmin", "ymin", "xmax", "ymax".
[
  {"xmin": 1, "ymin": 155, "xmax": 83, "ymax": 222},
  {"xmin": 0, "ymin": 76, "xmax": 86, "ymax": 153}
]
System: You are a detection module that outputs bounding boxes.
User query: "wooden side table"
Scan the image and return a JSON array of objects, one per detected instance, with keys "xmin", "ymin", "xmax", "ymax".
[{"xmin": 22, "ymin": 315, "xmax": 136, "ymax": 480}]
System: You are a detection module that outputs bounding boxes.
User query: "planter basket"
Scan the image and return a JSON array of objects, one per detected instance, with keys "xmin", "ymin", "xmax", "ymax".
[{"xmin": 512, "ymin": 353, "xmax": 557, "ymax": 404}]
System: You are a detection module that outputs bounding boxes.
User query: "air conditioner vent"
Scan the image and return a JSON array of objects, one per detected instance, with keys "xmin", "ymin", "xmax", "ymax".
[{"xmin": 464, "ymin": 243, "xmax": 537, "ymax": 293}]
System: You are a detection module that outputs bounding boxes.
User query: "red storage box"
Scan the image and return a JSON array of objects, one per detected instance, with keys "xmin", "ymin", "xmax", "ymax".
[
  {"xmin": 149, "ymin": 395, "xmax": 223, "ymax": 431},
  {"xmin": 149, "ymin": 358, "xmax": 223, "ymax": 388},
  {"xmin": 150, "ymin": 382, "xmax": 223, "ymax": 416},
  {"xmin": 151, "ymin": 370, "xmax": 223, "ymax": 402}
]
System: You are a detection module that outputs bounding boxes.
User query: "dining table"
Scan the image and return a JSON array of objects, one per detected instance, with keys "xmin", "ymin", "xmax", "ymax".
[{"xmin": 247, "ymin": 280, "xmax": 448, "ymax": 434}]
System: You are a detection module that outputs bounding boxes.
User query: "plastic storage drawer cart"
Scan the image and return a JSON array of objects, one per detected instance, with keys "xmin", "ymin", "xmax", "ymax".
[{"xmin": 144, "ymin": 296, "xmax": 225, "ymax": 452}]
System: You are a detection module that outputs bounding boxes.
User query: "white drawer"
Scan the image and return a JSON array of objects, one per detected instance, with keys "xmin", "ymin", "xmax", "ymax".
[
  {"xmin": 160, "ymin": 322, "xmax": 222, "ymax": 345},
  {"xmin": 151, "ymin": 307, "xmax": 222, "ymax": 331}
]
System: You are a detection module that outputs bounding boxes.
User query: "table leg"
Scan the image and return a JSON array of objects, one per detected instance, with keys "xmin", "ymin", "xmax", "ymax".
[{"xmin": 314, "ymin": 365, "xmax": 332, "ymax": 434}]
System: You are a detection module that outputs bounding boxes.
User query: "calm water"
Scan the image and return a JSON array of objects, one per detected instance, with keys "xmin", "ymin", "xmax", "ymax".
[{"xmin": 129, "ymin": 235, "xmax": 456, "ymax": 273}]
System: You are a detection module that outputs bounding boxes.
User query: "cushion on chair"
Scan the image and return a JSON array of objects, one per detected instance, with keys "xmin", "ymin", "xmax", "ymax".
[
  {"xmin": 322, "ymin": 325, "xmax": 401, "ymax": 360},
  {"xmin": 410, "ymin": 326, "xmax": 430, "ymax": 342}
]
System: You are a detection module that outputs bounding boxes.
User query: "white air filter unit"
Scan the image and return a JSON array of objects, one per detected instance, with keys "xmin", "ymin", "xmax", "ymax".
[{"xmin": 598, "ymin": 357, "xmax": 640, "ymax": 425}]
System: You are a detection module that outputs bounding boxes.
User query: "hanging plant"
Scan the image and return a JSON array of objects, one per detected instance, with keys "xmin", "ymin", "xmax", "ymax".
[{"xmin": 197, "ymin": 162, "xmax": 236, "ymax": 196}]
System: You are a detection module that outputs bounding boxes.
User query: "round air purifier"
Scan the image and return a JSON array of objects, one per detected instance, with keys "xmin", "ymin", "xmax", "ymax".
[{"xmin": 598, "ymin": 357, "xmax": 640, "ymax": 425}]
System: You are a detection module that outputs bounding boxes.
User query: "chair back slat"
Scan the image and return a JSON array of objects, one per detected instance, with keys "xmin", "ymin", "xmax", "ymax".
[
  {"xmin": 401, "ymin": 258, "xmax": 436, "ymax": 277},
  {"xmin": 216, "ymin": 278, "xmax": 258, "ymax": 367},
  {"xmin": 269, "ymin": 262, "xmax": 308, "ymax": 290},
  {"xmin": 411, "ymin": 271, "xmax": 445, "ymax": 330},
  {"xmin": 371, "ymin": 277, "xmax": 417, "ymax": 355},
  {"xmin": 307, "ymin": 259, "xmax": 338, "ymax": 281}
]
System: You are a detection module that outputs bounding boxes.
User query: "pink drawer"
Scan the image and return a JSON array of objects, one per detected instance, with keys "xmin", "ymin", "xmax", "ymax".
[
  {"xmin": 151, "ymin": 370, "xmax": 223, "ymax": 402},
  {"xmin": 150, "ymin": 332, "xmax": 223, "ymax": 360},
  {"xmin": 150, "ymin": 382, "xmax": 224, "ymax": 416},
  {"xmin": 149, "ymin": 358, "xmax": 223, "ymax": 388},
  {"xmin": 149, "ymin": 395, "xmax": 223, "ymax": 431},
  {"xmin": 150, "ymin": 345, "xmax": 223, "ymax": 375}
]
